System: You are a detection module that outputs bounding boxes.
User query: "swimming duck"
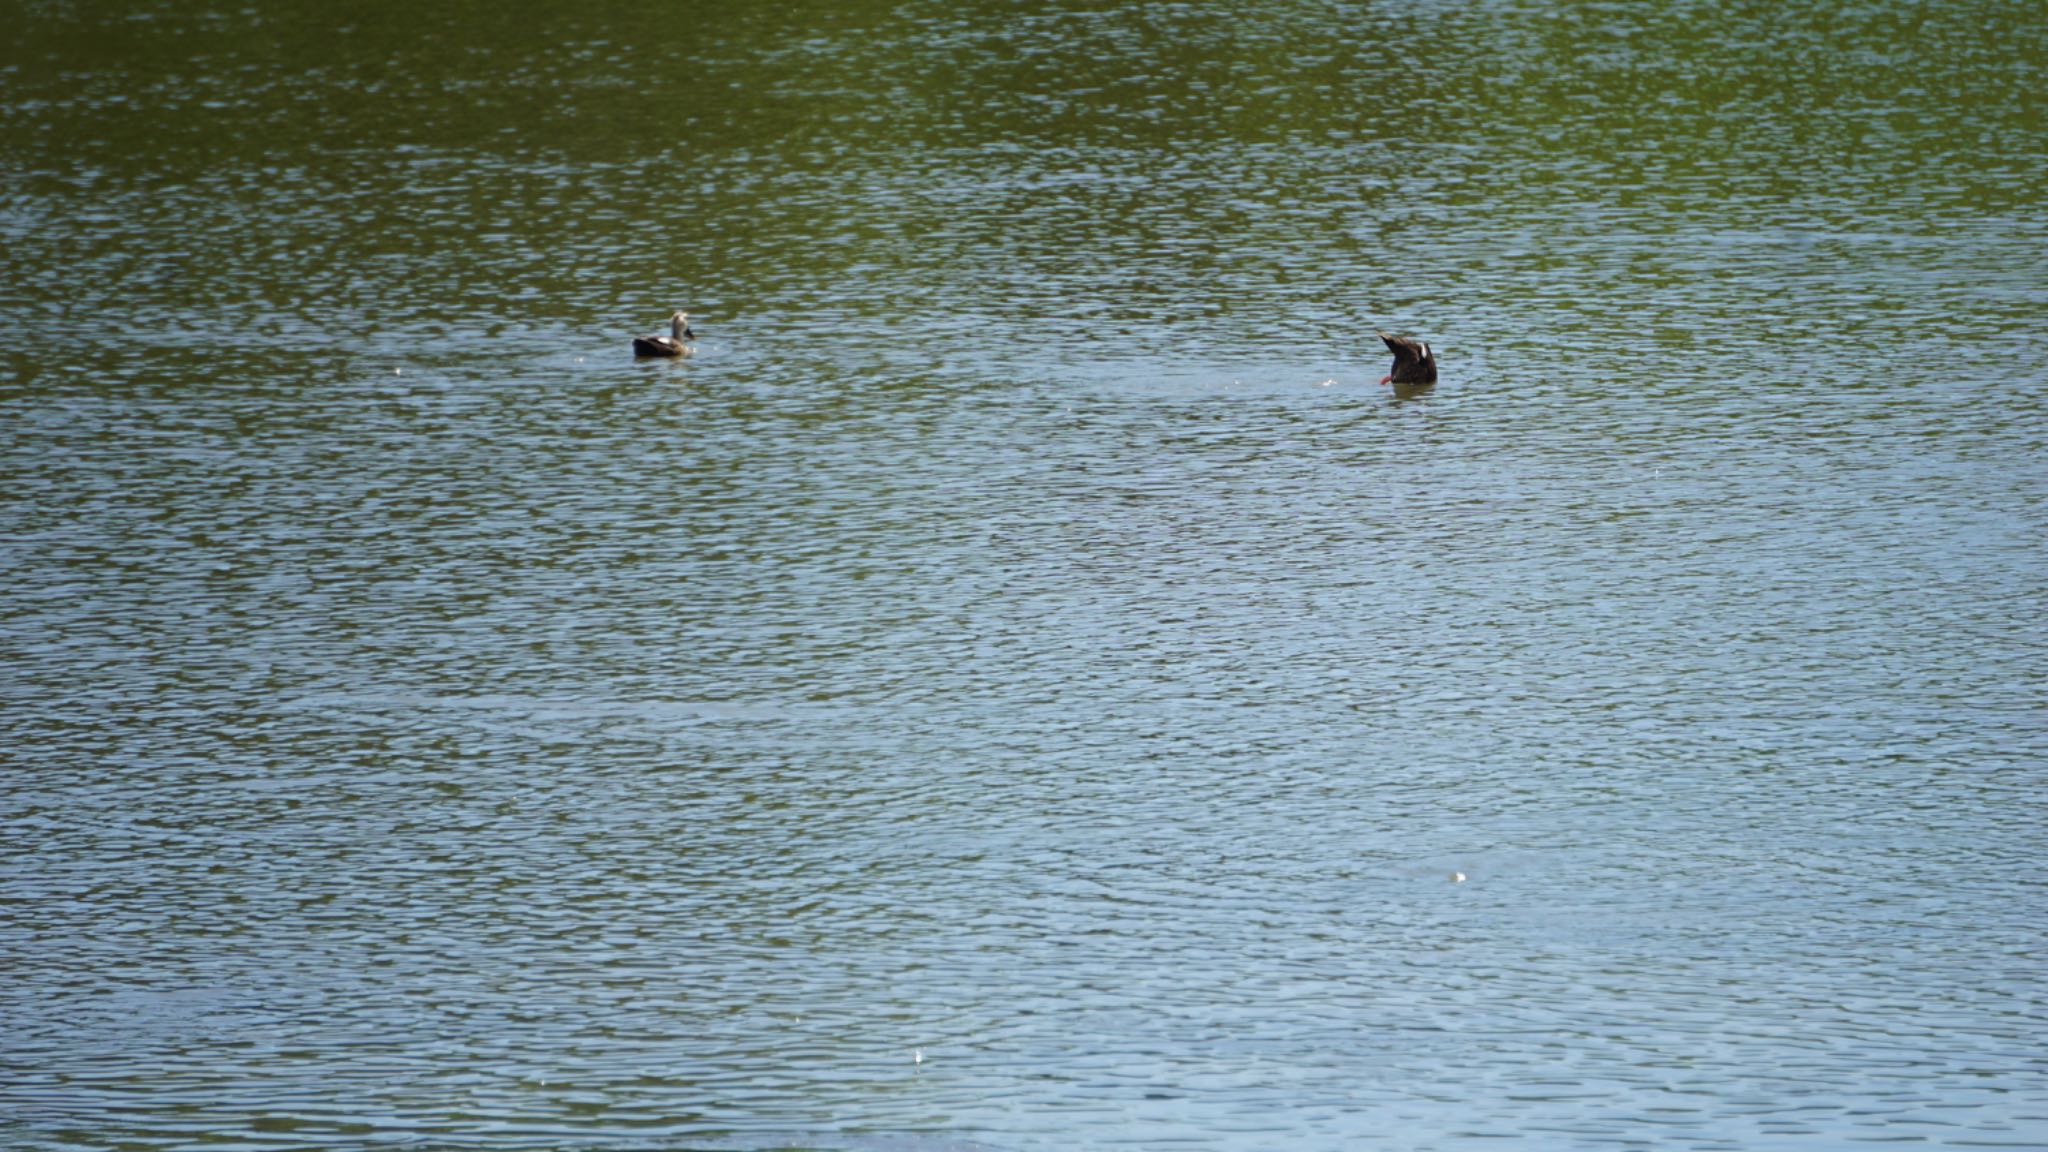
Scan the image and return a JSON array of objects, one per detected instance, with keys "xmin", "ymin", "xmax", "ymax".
[
  {"xmin": 633, "ymin": 311, "xmax": 696, "ymax": 357},
  {"xmin": 1377, "ymin": 332, "xmax": 1437, "ymax": 391}
]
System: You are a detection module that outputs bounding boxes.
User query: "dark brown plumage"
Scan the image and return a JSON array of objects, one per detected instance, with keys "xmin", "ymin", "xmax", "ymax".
[
  {"xmin": 633, "ymin": 311, "xmax": 696, "ymax": 357},
  {"xmin": 1377, "ymin": 332, "xmax": 1437, "ymax": 388}
]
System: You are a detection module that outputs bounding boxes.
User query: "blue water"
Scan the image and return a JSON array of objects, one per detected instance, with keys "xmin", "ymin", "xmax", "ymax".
[{"xmin": 3, "ymin": 1, "xmax": 2045, "ymax": 1148}]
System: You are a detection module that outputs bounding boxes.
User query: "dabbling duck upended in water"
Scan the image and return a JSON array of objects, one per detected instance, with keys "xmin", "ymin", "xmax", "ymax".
[
  {"xmin": 633, "ymin": 311, "xmax": 696, "ymax": 357},
  {"xmin": 1377, "ymin": 331, "xmax": 1437, "ymax": 392}
]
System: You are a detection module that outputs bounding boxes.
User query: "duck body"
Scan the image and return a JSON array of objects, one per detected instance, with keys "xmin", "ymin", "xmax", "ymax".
[
  {"xmin": 1377, "ymin": 331, "xmax": 1437, "ymax": 389},
  {"xmin": 632, "ymin": 334, "xmax": 689, "ymax": 357},
  {"xmin": 634, "ymin": 311, "xmax": 696, "ymax": 357}
]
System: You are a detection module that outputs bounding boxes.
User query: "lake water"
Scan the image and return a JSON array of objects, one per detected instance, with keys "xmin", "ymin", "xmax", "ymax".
[{"xmin": 3, "ymin": 2, "xmax": 2044, "ymax": 1149}]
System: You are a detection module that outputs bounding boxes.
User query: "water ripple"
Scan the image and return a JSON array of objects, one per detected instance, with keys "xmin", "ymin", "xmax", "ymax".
[{"xmin": 5, "ymin": 1, "xmax": 2047, "ymax": 1150}]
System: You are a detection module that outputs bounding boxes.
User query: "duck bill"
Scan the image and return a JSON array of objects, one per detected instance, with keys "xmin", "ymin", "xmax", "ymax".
[{"xmin": 1376, "ymin": 374, "xmax": 1393, "ymax": 386}]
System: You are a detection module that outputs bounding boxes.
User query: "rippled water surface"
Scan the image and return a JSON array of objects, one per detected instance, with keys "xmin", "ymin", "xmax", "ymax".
[{"xmin": 4, "ymin": 2, "xmax": 2045, "ymax": 1149}]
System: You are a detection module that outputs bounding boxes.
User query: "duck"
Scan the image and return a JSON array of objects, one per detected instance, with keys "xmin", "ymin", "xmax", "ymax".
[
  {"xmin": 633, "ymin": 311, "xmax": 696, "ymax": 357},
  {"xmin": 1377, "ymin": 331, "xmax": 1437, "ymax": 392}
]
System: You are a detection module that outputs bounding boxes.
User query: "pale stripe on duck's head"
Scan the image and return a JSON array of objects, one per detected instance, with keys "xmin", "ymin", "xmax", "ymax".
[{"xmin": 671, "ymin": 311, "xmax": 691, "ymax": 339}]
